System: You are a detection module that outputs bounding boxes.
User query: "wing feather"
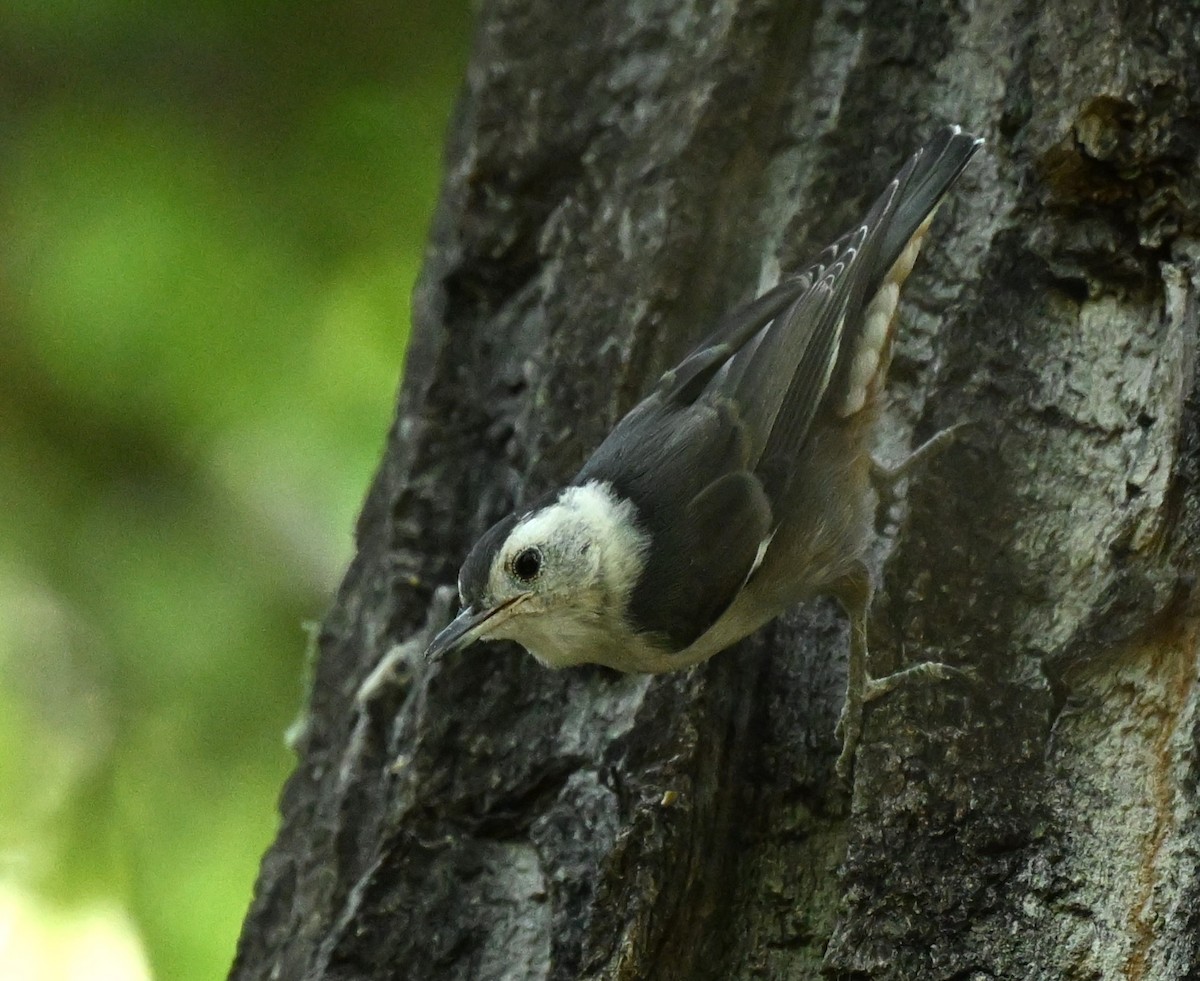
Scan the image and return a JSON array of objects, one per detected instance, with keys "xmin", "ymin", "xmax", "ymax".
[{"xmin": 575, "ymin": 126, "xmax": 981, "ymax": 650}]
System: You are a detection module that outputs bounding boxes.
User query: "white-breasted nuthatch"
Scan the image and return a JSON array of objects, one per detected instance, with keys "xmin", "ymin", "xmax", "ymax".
[{"xmin": 426, "ymin": 126, "xmax": 982, "ymax": 777}]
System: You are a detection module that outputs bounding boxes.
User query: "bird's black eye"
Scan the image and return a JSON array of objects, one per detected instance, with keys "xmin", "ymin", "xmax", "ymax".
[{"xmin": 512, "ymin": 546, "xmax": 543, "ymax": 583}]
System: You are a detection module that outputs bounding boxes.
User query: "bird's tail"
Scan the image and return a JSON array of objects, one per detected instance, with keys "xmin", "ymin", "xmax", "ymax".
[
  {"xmin": 829, "ymin": 125, "xmax": 982, "ymax": 418},
  {"xmin": 877, "ymin": 125, "xmax": 982, "ymax": 273}
]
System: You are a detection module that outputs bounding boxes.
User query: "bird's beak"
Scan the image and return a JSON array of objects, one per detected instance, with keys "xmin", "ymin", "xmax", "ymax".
[{"xmin": 424, "ymin": 593, "xmax": 530, "ymax": 662}]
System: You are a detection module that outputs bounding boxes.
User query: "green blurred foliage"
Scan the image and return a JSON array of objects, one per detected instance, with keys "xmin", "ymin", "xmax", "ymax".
[{"xmin": 0, "ymin": 1, "xmax": 471, "ymax": 977}]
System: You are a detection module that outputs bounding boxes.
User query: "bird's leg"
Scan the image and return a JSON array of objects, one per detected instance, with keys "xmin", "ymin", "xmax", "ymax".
[
  {"xmin": 832, "ymin": 561, "xmax": 969, "ymax": 782},
  {"xmin": 870, "ymin": 421, "xmax": 972, "ymax": 508}
]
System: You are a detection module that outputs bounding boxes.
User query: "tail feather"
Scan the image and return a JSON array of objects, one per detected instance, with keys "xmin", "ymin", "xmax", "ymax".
[
  {"xmin": 646, "ymin": 126, "xmax": 981, "ymax": 467},
  {"xmin": 757, "ymin": 125, "xmax": 980, "ymax": 446},
  {"xmin": 878, "ymin": 125, "xmax": 982, "ymax": 276}
]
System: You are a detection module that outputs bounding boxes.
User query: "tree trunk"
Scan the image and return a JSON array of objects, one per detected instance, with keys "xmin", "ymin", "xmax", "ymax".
[{"xmin": 230, "ymin": 1, "xmax": 1200, "ymax": 978}]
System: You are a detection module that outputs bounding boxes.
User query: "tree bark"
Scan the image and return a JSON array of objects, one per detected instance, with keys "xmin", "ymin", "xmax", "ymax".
[{"xmin": 231, "ymin": 1, "xmax": 1200, "ymax": 978}]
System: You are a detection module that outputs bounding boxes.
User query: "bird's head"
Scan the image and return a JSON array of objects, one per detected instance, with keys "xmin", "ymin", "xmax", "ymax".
[{"xmin": 424, "ymin": 481, "xmax": 648, "ymax": 668}]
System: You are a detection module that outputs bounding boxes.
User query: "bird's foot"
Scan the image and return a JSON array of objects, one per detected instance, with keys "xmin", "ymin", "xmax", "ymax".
[
  {"xmin": 834, "ymin": 659, "xmax": 974, "ymax": 782},
  {"xmin": 870, "ymin": 421, "xmax": 975, "ymax": 508}
]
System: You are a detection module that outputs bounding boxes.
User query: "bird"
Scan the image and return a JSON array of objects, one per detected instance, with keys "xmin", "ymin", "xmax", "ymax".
[{"xmin": 425, "ymin": 125, "xmax": 982, "ymax": 778}]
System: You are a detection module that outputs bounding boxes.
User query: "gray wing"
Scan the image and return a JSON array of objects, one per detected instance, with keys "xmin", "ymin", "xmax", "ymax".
[
  {"xmin": 578, "ymin": 392, "xmax": 772, "ymax": 648},
  {"xmin": 633, "ymin": 465, "xmax": 772, "ymax": 649},
  {"xmin": 713, "ymin": 126, "xmax": 981, "ymax": 472},
  {"xmin": 578, "ymin": 126, "xmax": 980, "ymax": 648},
  {"xmin": 582, "ymin": 252, "xmax": 860, "ymax": 649}
]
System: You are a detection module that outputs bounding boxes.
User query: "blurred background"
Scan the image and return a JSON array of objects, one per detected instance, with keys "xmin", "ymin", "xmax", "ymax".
[{"xmin": 0, "ymin": 2, "xmax": 471, "ymax": 978}]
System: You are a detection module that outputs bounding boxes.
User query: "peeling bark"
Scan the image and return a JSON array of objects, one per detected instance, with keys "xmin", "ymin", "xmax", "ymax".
[{"xmin": 231, "ymin": 1, "xmax": 1200, "ymax": 978}]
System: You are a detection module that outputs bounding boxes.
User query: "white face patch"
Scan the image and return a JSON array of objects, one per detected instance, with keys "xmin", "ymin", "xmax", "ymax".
[
  {"xmin": 487, "ymin": 480, "xmax": 648, "ymax": 602},
  {"xmin": 478, "ymin": 480, "xmax": 650, "ymax": 664}
]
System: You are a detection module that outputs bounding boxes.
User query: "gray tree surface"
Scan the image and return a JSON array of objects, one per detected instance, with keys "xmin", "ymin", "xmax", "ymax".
[{"xmin": 231, "ymin": 1, "xmax": 1200, "ymax": 978}]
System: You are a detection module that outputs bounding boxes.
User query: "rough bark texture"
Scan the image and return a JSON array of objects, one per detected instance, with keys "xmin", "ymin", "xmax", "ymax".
[{"xmin": 231, "ymin": 1, "xmax": 1200, "ymax": 978}]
